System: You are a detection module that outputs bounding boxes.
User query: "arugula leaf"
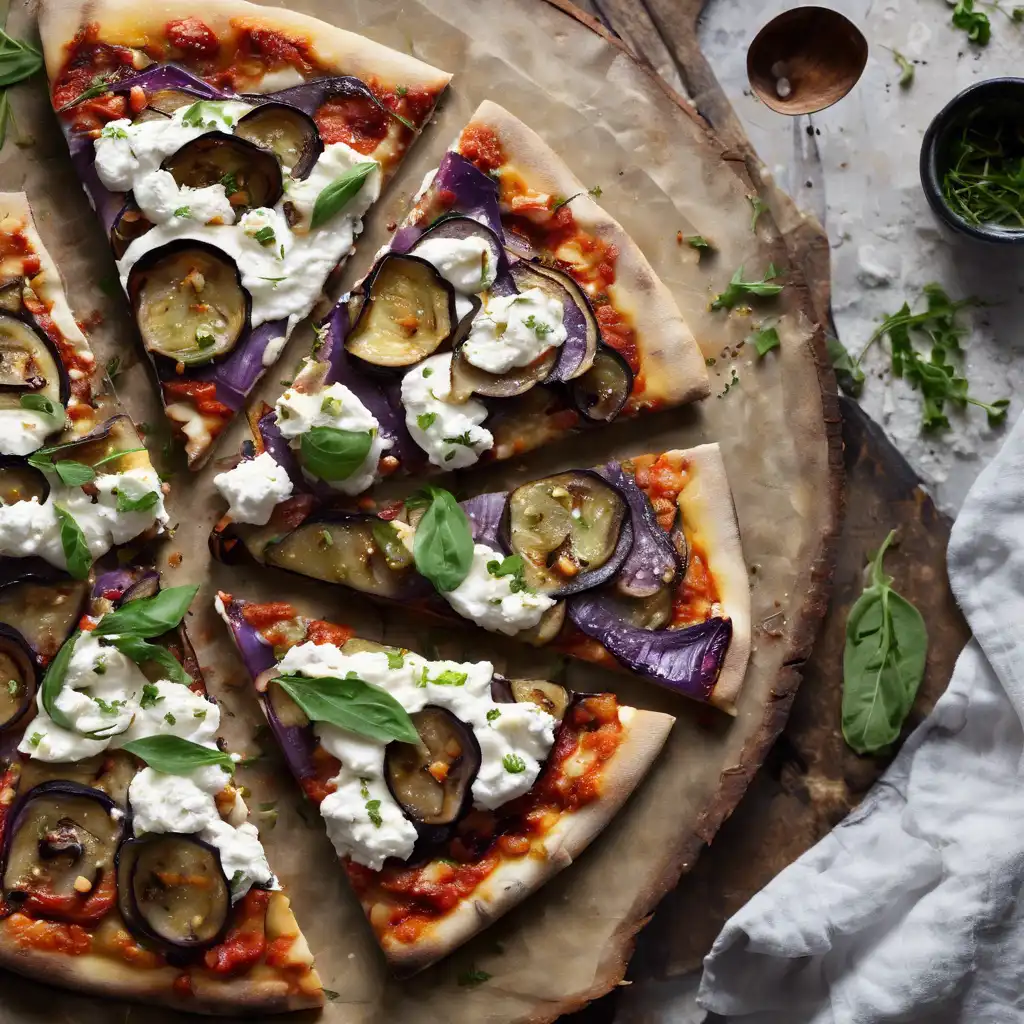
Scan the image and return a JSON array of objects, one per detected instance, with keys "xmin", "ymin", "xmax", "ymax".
[
  {"xmin": 300, "ymin": 426, "xmax": 372, "ymax": 481},
  {"xmin": 53, "ymin": 460, "xmax": 95, "ymax": 486},
  {"xmin": 115, "ymin": 489, "xmax": 159, "ymax": 514},
  {"xmin": 20, "ymin": 393, "xmax": 64, "ymax": 420},
  {"xmin": 892, "ymin": 49, "xmax": 914, "ymax": 88},
  {"xmin": 93, "ymin": 584, "xmax": 199, "ymax": 638},
  {"xmin": 826, "ymin": 335, "xmax": 866, "ymax": 398},
  {"xmin": 710, "ymin": 265, "xmax": 784, "ymax": 310},
  {"xmin": 53, "ymin": 505, "xmax": 91, "ymax": 579},
  {"xmin": 41, "ymin": 631, "xmax": 80, "ymax": 730},
  {"xmin": 842, "ymin": 531, "xmax": 927, "ymax": 754},
  {"xmin": 102, "ymin": 635, "xmax": 191, "ymax": 685},
  {"xmin": 272, "ymin": 674, "xmax": 419, "ymax": 744},
  {"xmin": 751, "ymin": 325, "xmax": 781, "ymax": 357},
  {"xmin": 951, "ymin": 0, "xmax": 991, "ymax": 44},
  {"xmin": 748, "ymin": 194, "xmax": 769, "ymax": 231},
  {"xmin": 410, "ymin": 486, "xmax": 473, "ymax": 593},
  {"xmin": 310, "ymin": 163, "xmax": 377, "ymax": 229},
  {"xmin": 121, "ymin": 735, "xmax": 234, "ymax": 775}
]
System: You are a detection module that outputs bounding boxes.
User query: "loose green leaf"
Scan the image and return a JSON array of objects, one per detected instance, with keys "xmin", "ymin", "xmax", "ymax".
[
  {"xmin": 310, "ymin": 163, "xmax": 377, "ymax": 229},
  {"xmin": 710, "ymin": 265, "xmax": 784, "ymax": 311},
  {"xmin": 53, "ymin": 460, "xmax": 95, "ymax": 487},
  {"xmin": 300, "ymin": 426, "xmax": 373, "ymax": 481},
  {"xmin": 751, "ymin": 325, "xmax": 781, "ymax": 357},
  {"xmin": 366, "ymin": 799, "xmax": 383, "ymax": 827},
  {"xmin": 951, "ymin": 0, "xmax": 991, "ymax": 44},
  {"xmin": 41, "ymin": 631, "xmax": 80, "ymax": 730},
  {"xmin": 140, "ymin": 683, "xmax": 163, "ymax": 709},
  {"xmin": 121, "ymin": 735, "xmax": 235, "ymax": 775},
  {"xmin": 892, "ymin": 49, "xmax": 914, "ymax": 88},
  {"xmin": 20, "ymin": 393, "xmax": 64, "ymax": 420},
  {"xmin": 417, "ymin": 411, "xmax": 437, "ymax": 431},
  {"xmin": 502, "ymin": 753, "xmax": 526, "ymax": 773},
  {"xmin": 486, "ymin": 554, "xmax": 528, "ymax": 593},
  {"xmin": 53, "ymin": 505, "xmax": 91, "ymax": 580},
  {"xmin": 748, "ymin": 194, "xmax": 769, "ymax": 231},
  {"xmin": 826, "ymin": 335, "xmax": 866, "ymax": 398},
  {"xmin": 102, "ymin": 635, "xmax": 191, "ymax": 685},
  {"xmin": 0, "ymin": 30, "xmax": 42, "ymax": 90},
  {"xmin": 93, "ymin": 584, "xmax": 199, "ymax": 638},
  {"xmin": 686, "ymin": 235, "xmax": 712, "ymax": 251},
  {"xmin": 841, "ymin": 531, "xmax": 928, "ymax": 755},
  {"xmin": 115, "ymin": 489, "xmax": 159, "ymax": 514},
  {"xmin": 458, "ymin": 969, "xmax": 492, "ymax": 987},
  {"xmin": 272, "ymin": 674, "xmax": 419, "ymax": 744},
  {"xmin": 410, "ymin": 486, "xmax": 473, "ymax": 593}
]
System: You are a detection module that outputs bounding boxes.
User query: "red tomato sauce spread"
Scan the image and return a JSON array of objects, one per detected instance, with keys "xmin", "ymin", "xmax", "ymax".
[{"xmin": 161, "ymin": 380, "xmax": 233, "ymax": 446}]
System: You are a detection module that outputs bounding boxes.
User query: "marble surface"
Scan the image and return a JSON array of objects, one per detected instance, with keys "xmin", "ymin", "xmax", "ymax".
[{"xmin": 699, "ymin": 0, "xmax": 1024, "ymax": 514}]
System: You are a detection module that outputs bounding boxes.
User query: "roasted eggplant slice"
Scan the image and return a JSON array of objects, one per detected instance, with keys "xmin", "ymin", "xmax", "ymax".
[
  {"xmin": 0, "ymin": 624, "xmax": 37, "ymax": 730},
  {"xmin": 2, "ymin": 782, "xmax": 122, "ymax": 921},
  {"xmin": 510, "ymin": 679, "xmax": 570, "ymax": 720},
  {"xmin": 127, "ymin": 240, "xmax": 250, "ymax": 366},
  {"xmin": 0, "ymin": 457, "xmax": 49, "ymax": 505},
  {"xmin": 0, "ymin": 312, "xmax": 69, "ymax": 413},
  {"xmin": 147, "ymin": 89, "xmax": 207, "ymax": 115},
  {"xmin": 503, "ymin": 470, "xmax": 632, "ymax": 597},
  {"xmin": 385, "ymin": 707, "xmax": 480, "ymax": 826},
  {"xmin": 235, "ymin": 103, "xmax": 322, "ymax": 179},
  {"xmin": 117, "ymin": 834, "xmax": 230, "ymax": 951},
  {"xmin": 412, "ymin": 216, "xmax": 513, "ymax": 295},
  {"xmin": 449, "ymin": 339, "xmax": 558, "ymax": 401},
  {"xmin": 0, "ymin": 578, "xmax": 88, "ymax": 663},
  {"xmin": 111, "ymin": 199, "xmax": 154, "ymax": 260},
  {"xmin": 515, "ymin": 600, "xmax": 566, "ymax": 647},
  {"xmin": 162, "ymin": 132, "xmax": 283, "ymax": 209},
  {"xmin": 570, "ymin": 346, "xmax": 633, "ymax": 422},
  {"xmin": 345, "ymin": 254, "xmax": 456, "ymax": 369},
  {"xmin": 604, "ymin": 586, "xmax": 674, "ymax": 631}
]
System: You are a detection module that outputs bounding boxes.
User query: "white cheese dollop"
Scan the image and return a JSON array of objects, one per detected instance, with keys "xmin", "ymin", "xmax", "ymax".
[
  {"xmin": 411, "ymin": 235, "xmax": 496, "ymax": 294},
  {"xmin": 274, "ymin": 381, "xmax": 391, "ymax": 495},
  {"xmin": 275, "ymin": 642, "xmax": 557, "ymax": 869},
  {"xmin": 0, "ymin": 406, "xmax": 65, "ymax": 457},
  {"xmin": 463, "ymin": 288, "xmax": 567, "ymax": 375},
  {"xmin": 214, "ymin": 451, "xmax": 294, "ymax": 526},
  {"xmin": 400, "ymin": 353, "xmax": 493, "ymax": 469}
]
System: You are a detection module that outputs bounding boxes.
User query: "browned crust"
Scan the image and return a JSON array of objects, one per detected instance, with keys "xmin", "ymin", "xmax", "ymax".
[{"xmin": 378, "ymin": 708, "xmax": 676, "ymax": 975}]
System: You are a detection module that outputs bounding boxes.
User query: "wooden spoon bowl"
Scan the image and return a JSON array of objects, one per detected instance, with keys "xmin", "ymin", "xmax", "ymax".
[{"xmin": 747, "ymin": 6, "xmax": 868, "ymax": 116}]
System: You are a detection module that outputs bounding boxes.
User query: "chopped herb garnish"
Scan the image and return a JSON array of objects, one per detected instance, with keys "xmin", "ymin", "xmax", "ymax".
[
  {"xmin": 710, "ymin": 264, "xmax": 783, "ymax": 311},
  {"xmin": 220, "ymin": 171, "xmax": 239, "ymax": 195},
  {"xmin": 386, "ymin": 650, "xmax": 405, "ymax": 670},
  {"xmin": 29, "ymin": 731, "xmax": 41, "ymax": 747},
  {"xmin": 422, "ymin": 367, "xmax": 433, "ymax": 378},
  {"xmin": 359, "ymin": 778, "xmax": 370, "ymax": 800},
  {"xmin": 106, "ymin": 355, "xmax": 122, "ymax": 378},
  {"xmin": 443, "ymin": 430, "xmax": 474, "ymax": 448},
  {"xmin": 486, "ymin": 554, "xmax": 528, "ymax": 593},
  {"xmin": 523, "ymin": 314, "xmax": 553, "ymax": 338},
  {"xmin": 892, "ymin": 49, "xmax": 914, "ymax": 88},
  {"xmin": 318, "ymin": 528, "xmax": 334, "ymax": 549},
  {"xmin": 173, "ymin": 205, "xmax": 192, "ymax": 218},
  {"xmin": 92, "ymin": 656, "xmax": 107, "ymax": 676},
  {"xmin": 253, "ymin": 225, "xmax": 276, "ymax": 247},
  {"xmin": 115, "ymin": 489, "xmax": 160, "ymax": 514},
  {"xmin": 164, "ymin": 712, "xmax": 176, "ymax": 725},
  {"xmin": 92, "ymin": 696, "xmax": 126, "ymax": 715},
  {"xmin": 396, "ymin": 85, "xmax": 408, "ymax": 96},
  {"xmin": 429, "ymin": 669, "xmax": 467, "ymax": 687},
  {"xmin": 687, "ymin": 235, "xmax": 712, "ymax": 251},
  {"xmin": 502, "ymin": 753, "xmax": 526, "ymax": 773},
  {"xmin": 366, "ymin": 799, "xmax": 383, "ymax": 827},
  {"xmin": 193, "ymin": 708, "xmax": 207, "ymax": 720},
  {"xmin": 417, "ymin": 411, "xmax": 437, "ymax": 430},
  {"xmin": 458, "ymin": 969, "xmax": 492, "ymax": 987},
  {"xmin": 312, "ymin": 322, "xmax": 329, "ymax": 354},
  {"xmin": 196, "ymin": 330, "xmax": 216, "ymax": 349},
  {"xmin": 320, "ymin": 395, "xmax": 343, "ymax": 417},
  {"xmin": 486, "ymin": 708, "xmax": 501, "ymax": 722},
  {"xmin": 751, "ymin": 325, "xmax": 781, "ymax": 357},
  {"xmin": 140, "ymin": 683, "xmax": 163, "ymax": 709},
  {"xmin": 100, "ymin": 123, "xmax": 128, "ymax": 140},
  {"xmin": 748, "ymin": 194, "xmax": 769, "ymax": 231},
  {"xmin": 7, "ymin": 679, "xmax": 17, "ymax": 696}
]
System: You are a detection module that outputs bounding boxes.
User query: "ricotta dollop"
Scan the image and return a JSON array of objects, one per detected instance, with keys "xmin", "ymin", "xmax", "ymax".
[
  {"xmin": 0, "ymin": 405, "xmax": 65, "ymax": 457},
  {"xmin": 462, "ymin": 288, "xmax": 567, "ymax": 374},
  {"xmin": 214, "ymin": 450, "xmax": 294, "ymax": 526}
]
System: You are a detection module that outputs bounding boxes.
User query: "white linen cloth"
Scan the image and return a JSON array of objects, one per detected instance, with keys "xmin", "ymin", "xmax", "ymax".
[{"xmin": 698, "ymin": 408, "xmax": 1024, "ymax": 1023}]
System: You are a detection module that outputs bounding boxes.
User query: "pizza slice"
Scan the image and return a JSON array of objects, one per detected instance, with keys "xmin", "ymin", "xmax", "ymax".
[
  {"xmin": 232, "ymin": 98, "xmax": 709, "ymax": 497},
  {"xmin": 0, "ymin": 568, "xmax": 322, "ymax": 1012},
  {"xmin": 0, "ymin": 193, "xmax": 169, "ymax": 583},
  {"xmin": 211, "ymin": 443, "xmax": 751, "ymax": 713},
  {"xmin": 216, "ymin": 592, "xmax": 674, "ymax": 973},
  {"xmin": 39, "ymin": 0, "xmax": 452, "ymax": 467}
]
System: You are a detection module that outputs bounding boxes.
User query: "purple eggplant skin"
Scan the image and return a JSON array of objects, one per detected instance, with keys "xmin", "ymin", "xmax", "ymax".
[
  {"xmin": 410, "ymin": 216, "xmax": 517, "ymax": 297},
  {"xmin": 566, "ymin": 596, "xmax": 732, "ymax": 703},
  {"xmin": 0, "ymin": 624, "xmax": 37, "ymax": 731},
  {"xmin": 460, "ymin": 492, "xmax": 508, "ymax": 549},
  {"xmin": 217, "ymin": 594, "xmax": 278, "ymax": 679},
  {"xmin": 570, "ymin": 345, "xmax": 634, "ymax": 423},
  {"xmin": 234, "ymin": 102, "xmax": 322, "ymax": 180},
  {"xmin": 0, "ymin": 311, "xmax": 72, "ymax": 407}
]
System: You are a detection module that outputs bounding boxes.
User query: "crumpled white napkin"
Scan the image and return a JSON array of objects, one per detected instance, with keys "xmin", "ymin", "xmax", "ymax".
[{"xmin": 697, "ymin": 408, "xmax": 1024, "ymax": 1024}]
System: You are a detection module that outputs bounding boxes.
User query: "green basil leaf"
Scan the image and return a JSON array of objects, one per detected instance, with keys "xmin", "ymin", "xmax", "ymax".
[
  {"xmin": 53, "ymin": 460, "xmax": 95, "ymax": 487},
  {"xmin": 41, "ymin": 631, "xmax": 79, "ymax": 730},
  {"xmin": 92, "ymin": 584, "xmax": 199, "ymax": 638},
  {"xmin": 273, "ymin": 674, "xmax": 419, "ymax": 744},
  {"xmin": 121, "ymin": 734, "xmax": 234, "ymax": 775},
  {"xmin": 53, "ymin": 505, "xmax": 91, "ymax": 580},
  {"xmin": 841, "ymin": 531, "xmax": 928, "ymax": 755},
  {"xmin": 101, "ymin": 635, "xmax": 192, "ymax": 685},
  {"xmin": 752, "ymin": 326, "xmax": 781, "ymax": 358},
  {"xmin": 299, "ymin": 426, "xmax": 372, "ymax": 481},
  {"xmin": 115, "ymin": 489, "xmax": 159, "ymax": 514},
  {"xmin": 20, "ymin": 393, "xmax": 65, "ymax": 420},
  {"xmin": 411, "ymin": 486, "xmax": 473, "ymax": 593},
  {"xmin": 310, "ymin": 162, "xmax": 377, "ymax": 230}
]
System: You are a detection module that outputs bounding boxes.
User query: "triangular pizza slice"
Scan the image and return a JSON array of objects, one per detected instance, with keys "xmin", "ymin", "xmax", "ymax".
[
  {"xmin": 38, "ymin": 0, "xmax": 452, "ymax": 467},
  {"xmin": 217, "ymin": 592, "xmax": 674, "ymax": 973}
]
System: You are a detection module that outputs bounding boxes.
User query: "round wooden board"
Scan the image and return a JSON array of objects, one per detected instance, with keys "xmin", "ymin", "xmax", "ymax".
[{"xmin": 0, "ymin": 0, "xmax": 841, "ymax": 1020}]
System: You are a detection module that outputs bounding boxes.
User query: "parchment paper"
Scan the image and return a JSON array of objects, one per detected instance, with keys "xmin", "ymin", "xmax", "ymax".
[{"xmin": 0, "ymin": 0, "xmax": 837, "ymax": 1020}]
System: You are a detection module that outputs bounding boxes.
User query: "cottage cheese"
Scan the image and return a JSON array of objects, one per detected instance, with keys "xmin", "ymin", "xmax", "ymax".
[
  {"xmin": 462, "ymin": 288, "xmax": 567, "ymax": 374},
  {"xmin": 214, "ymin": 451, "xmax": 294, "ymax": 525}
]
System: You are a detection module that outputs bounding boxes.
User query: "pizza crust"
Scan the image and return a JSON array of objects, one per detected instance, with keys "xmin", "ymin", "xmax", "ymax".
[
  {"xmin": 378, "ymin": 708, "xmax": 676, "ymax": 975},
  {"xmin": 38, "ymin": 0, "xmax": 452, "ymax": 94},
  {"xmin": 459, "ymin": 100, "xmax": 710, "ymax": 410}
]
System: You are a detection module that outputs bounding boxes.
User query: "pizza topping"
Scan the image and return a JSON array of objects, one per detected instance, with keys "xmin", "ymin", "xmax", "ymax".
[
  {"xmin": 503, "ymin": 471, "xmax": 632, "ymax": 597},
  {"xmin": 0, "ymin": 578, "xmax": 87, "ymax": 666},
  {"xmin": 570, "ymin": 346, "xmax": 634, "ymax": 422},
  {"xmin": 508, "ymin": 680, "xmax": 571, "ymax": 721},
  {"xmin": 234, "ymin": 103, "xmax": 322, "ymax": 180},
  {"xmin": 0, "ymin": 624, "xmax": 36, "ymax": 731},
  {"xmin": 165, "ymin": 18, "xmax": 220, "ymax": 58},
  {"xmin": 163, "ymin": 132, "xmax": 284, "ymax": 211},
  {"xmin": 213, "ymin": 450, "xmax": 294, "ymax": 526},
  {"xmin": 459, "ymin": 287, "xmax": 566, "ymax": 376},
  {"xmin": 408, "ymin": 217, "xmax": 508, "ymax": 296},
  {"xmin": 110, "ymin": 199, "xmax": 155, "ymax": 260}
]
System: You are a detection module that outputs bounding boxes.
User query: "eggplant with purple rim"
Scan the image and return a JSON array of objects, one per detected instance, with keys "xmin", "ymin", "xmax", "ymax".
[
  {"xmin": 111, "ymin": 199, "xmax": 154, "ymax": 260},
  {"xmin": 410, "ymin": 216, "xmax": 517, "ymax": 298},
  {"xmin": 116, "ymin": 834, "xmax": 231, "ymax": 951},
  {"xmin": 0, "ymin": 310, "xmax": 70, "ymax": 419},
  {"xmin": 345, "ymin": 254, "xmax": 458, "ymax": 370},
  {"xmin": 449, "ymin": 328, "xmax": 559, "ymax": 401},
  {"xmin": 162, "ymin": 132, "xmax": 284, "ymax": 210},
  {"xmin": 0, "ymin": 624, "xmax": 36, "ymax": 730},
  {"xmin": 234, "ymin": 103, "xmax": 322, "ymax": 179},
  {"xmin": 0, "ymin": 577, "xmax": 88, "ymax": 664},
  {"xmin": 570, "ymin": 346, "xmax": 633, "ymax": 423},
  {"xmin": 0, "ymin": 457, "xmax": 48, "ymax": 505},
  {"xmin": 127, "ymin": 239, "xmax": 251, "ymax": 366},
  {"xmin": 501, "ymin": 470, "xmax": 633, "ymax": 598},
  {"xmin": 2, "ymin": 782, "xmax": 123, "ymax": 922}
]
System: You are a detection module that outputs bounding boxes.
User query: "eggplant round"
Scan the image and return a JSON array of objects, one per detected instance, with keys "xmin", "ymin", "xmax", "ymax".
[
  {"xmin": 111, "ymin": 199, "xmax": 154, "ymax": 260},
  {"xmin": 0, "ymin": 578, "xmax": 88, "ymax": 664},
  {"xmin": 2, "ymin": 782, "xmax": 122, "ymax": 920},
  {"xmin": 384, "ymin": 707, "xmax": 480, "ymax": 826},
  {"xmin": 509, "ymin": 679, "xmax": 570, "ymax": 720},
  {"xmin": 131, "ymin": 107, "xmax": 171, "ymax": 125},
  {"xmin": 570, "ymin": 346, "xmax": 633, "ymax": 423},
  {"xmin": 0, "ymin": 457, "xmax": 49, "ymax": 506},
  {"xmin": 345, "ymin": 254, "xmax": 457, "ymax": 369},
  {"xmin": 0, "ymin": 312, "xmax": 70, "ymax": 414},
  {"xmin": 502, "ymin": 470, "xmax": 632, "ymax": 597},
  {"xmin": 0, "ymin": 624, "xmax": 36, "ymax": 730},
  {"xmin": 127, "ymin": 240, "xmax": 250, "ymax": 366},
  {"xmin": 449, "ymin": 337, "xmax": 558, "ymax": 401},
  {"xmin": 411, "ymin": 216, "xmax": 512, "ymax": 295},
  {"xmin": 147, "ymin": 89, "xmax": 209, "ymax": 116},
  {"xmin": 116, "ymin": 834, "xmax": 230, "ymax": 951},
  {"xmin": 604, "ymin": 586, "xmax": 674, "ymax": 631},
  {"xmin": 515, "ymin": 600, "xmax": 566, "ymax": 647},
  {"xmin": 235, "ymin": 103, "xmax": 322, "ymax": 179},
  {"xmin": 162, "ymin": 132, "xmax": 283, "ymax": 209}
]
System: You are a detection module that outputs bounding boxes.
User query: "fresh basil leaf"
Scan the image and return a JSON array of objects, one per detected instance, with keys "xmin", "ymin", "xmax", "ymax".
[
  {"xmin": 53, "ymin": 460, "xmax": 95, "ymax": 486},
  {"xmin": 410, "ymin": 486, "xmax": 473, "ymax": 593},
  {"xmin": 20, "ymin": 393, "xmax": 64, "ymax": 420},
  {"xmin": 101, "ymin": 635, "xmax": 191, "ymax": 685},
  {"xmin": 273, "ymin": 674, "xmax": 420, "ymax": 744},
  {"xmin": 41, "ymin": 630, "xmax": 79, "ymax": 730},
  {"xmin": 299, "ymin": 426, "xmax": 372, "ymax": 481},
  {"xmin": 115, "ymin": 489, "xmax": 159, "ymax": 514},
  {"xmin": 53, "ymin": 505, "xmax": 91, "ymax": 580},
  {"xmin": 310, "ymin": 163, "xmax": 377, "ymax": 230},
  {"xmin": 841, "ymin": 530, "xmax": 928, "ymax": 755},
  {"xmin": 121, "ymin": 735, "xmax": 234, "ymax": 775},
  {"xmin": 92, "ymin": 584, "xmax": 199, "ymax": 638},
  {"xmin": 751, "ymin": 326, "xmax": 781, "ymax": 357}
]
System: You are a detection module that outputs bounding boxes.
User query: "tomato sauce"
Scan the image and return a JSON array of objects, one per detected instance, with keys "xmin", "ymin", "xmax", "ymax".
[
  {"xmin": 242, "ymin": 601, "xmax": 297, "ymax": 629},
  {"xmin": 52, "ymin": 26, "xmax": 136, "ymax": 133},
  {"xmin": 21, "ymin": 291, "xmax": 95, "ymax": 407},
  {"xmin": 458, "ymin": 123, "xmax": 504, "ymax": 172},
  {"xmin": 21, "ymin": 870, "xmax": 116, "ymax": 925},
  {"xmin": 315, "ymin": 96, "xmax": 390, "ymax": 154},
  {"xmin": 4, "ymin": 913, "xmax": 91, "ymax": 955},
  {"xmin": 305, "ymin": 619, "xmax": 355, "ymax": 648},
  {"xmin": 203, "ymin": 889, "xmax": 268, "ymax": 974}
]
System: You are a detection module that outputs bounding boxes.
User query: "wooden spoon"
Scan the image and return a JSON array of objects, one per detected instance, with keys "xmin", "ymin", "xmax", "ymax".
[{"xmin": 747, "ymin": 7, "xmax": 868, "ymax": 116}]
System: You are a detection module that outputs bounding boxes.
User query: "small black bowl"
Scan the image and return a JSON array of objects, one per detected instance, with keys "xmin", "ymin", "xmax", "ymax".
[{"xmin": 920, "ymin": 77, "xmax": 1024, "ymax": 244}]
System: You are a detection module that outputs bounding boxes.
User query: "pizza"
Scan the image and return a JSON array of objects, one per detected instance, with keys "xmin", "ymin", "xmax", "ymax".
[
  {"xmin": 216, "ymin": 98, "xmax": 710, "ymax": 497},
  {"xmin": 216, "ymin": 592, "xmax": 675, "ymax": 972},
  {"xmin": 38, "ymin": 0, "xmax": 452, "ymax": 467},
  {"xmin": 211, "ymin": 442, "xmax": 750, "ymax": 713},
  {"xmin": 0, "ymin": 193, "xmax": 170, "ymax": 583},
  {"xmin": 0, "ymin": 568, "xmax": 322, "ymax": 1012}
]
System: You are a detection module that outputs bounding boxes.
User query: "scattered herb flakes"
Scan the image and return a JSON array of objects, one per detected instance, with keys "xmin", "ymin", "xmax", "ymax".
[
  {"xmin": 366, "ymin": 798, "xmax": 383, "ymax": 827},
  {"xmin": 458, "ymin": 969, "xmax": 492, "ymax": 987},
  {"xmin": 748, "ymin": 194, "xmax": 769, "ymax": 231},
  {"xmin": 717, "ymin": 366, "xmax": 740, "ymax": 398},
  {"xmin": 892, "ymin": 49, "xmax": 915, "ymax": 88},
  {"xmin": 710, "ymin": 264, "xmax": 783, "ymax": 311},
  {"xmin": 951, "ymin": 0, "xmax": 991, "ymax": 44},
  {"xmin": 686, "ymin": 235, "xmax": 712, "ymax": 251},
  {"xmin": 502, "ymin": 753, "xmax": 526, "ymax": 774},
  {"xmin": 751, "ymin": 325, "xmax": 781, "ymax": 357},
  {"xmin": 322, "ymin": 989, "xmax": 341, "ymax": 1002}
]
